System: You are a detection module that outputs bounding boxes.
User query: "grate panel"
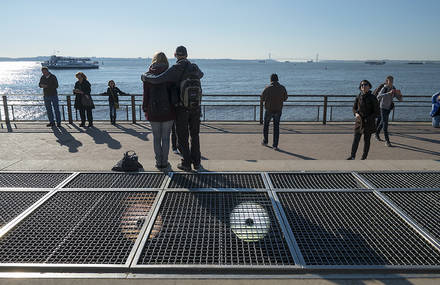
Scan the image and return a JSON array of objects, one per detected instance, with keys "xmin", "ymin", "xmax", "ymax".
[
  {"xmin": 269, "ymin": 173, "xmax": 363, "ymax": 189},
  {"xmin": 168, "ymin": 173, "xmax": 265, "ymax": 189},
  {"xmin": 137, "ymin": 192, "xmax": 294, "ymax": 266},
  {"xmin": 360, "ymin": 172, "xmax": 440, "ymax": 189},
  {"xmin": 277, "ymin": 192, "xmax": 440, "ymax": 266},
  {"xmin": 384, "ymin": 191, "xmax": 440, "ymax": 241},
  {"xmin": 0, "ymin": 191, "xmax": 157, "ymax": 264},
  {"xmin": 0, "ymin": 191, "xmax": 47, "ymax": 228},
  {"xmin": 0, "ymin": 173, "xmax": 71, "ymax": 188},
  {"xmin": 64, "ymin": 173, "xmax": 166, "ymax": 188}
]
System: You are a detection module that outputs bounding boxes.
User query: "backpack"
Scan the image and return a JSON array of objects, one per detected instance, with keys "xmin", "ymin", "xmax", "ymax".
[
  {"xmin": 180, "ymin": 63, "xmax": 202, "ymax": 109},
  {"xmin": 149, "ymin": 84, "xmax": 172, "ymax": 116},
  {"xmin": 112, "ymin": 151, "xmax": 143, "ymax": 172}
]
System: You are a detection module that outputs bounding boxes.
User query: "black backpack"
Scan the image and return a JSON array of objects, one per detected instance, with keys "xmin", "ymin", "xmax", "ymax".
[
  {"xmin": 180, "ymin": 63, "xmax": 202, "ymax": 109},
  {"xmin": 112, "ymin": 151, "xmax": 143, "ymax": 172},
  {"xmin": 149, "ymin": 84, "xmax": 172, "ymax": 116}
]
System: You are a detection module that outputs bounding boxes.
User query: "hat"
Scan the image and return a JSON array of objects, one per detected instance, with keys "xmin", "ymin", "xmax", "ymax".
[{"xmin": 175, "ymin": 46, "xmax": 188, "ymax": 57}]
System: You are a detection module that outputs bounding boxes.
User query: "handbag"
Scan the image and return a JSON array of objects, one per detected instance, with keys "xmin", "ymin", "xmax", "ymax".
[
  {"xmin": 112, "ymin": 151, "xmax": 143, "ymax": 172},
  {"xmin": 81, "ymin": 94, "xmax": 93, "ymax": 108}
]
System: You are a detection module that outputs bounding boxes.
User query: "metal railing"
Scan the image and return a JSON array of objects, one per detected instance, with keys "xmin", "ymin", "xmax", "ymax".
[{"xmin": 0, "ymin": 94, "xmax": 433, "ymax": 124}]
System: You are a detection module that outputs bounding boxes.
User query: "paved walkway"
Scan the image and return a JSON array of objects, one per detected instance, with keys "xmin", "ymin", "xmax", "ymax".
[{"xmin": 0, "ymin": 121, "xmax": 439, "ymax": 171}]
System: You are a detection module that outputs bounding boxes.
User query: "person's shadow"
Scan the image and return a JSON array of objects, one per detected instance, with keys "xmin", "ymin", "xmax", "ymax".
[
  {"xmin": 85, "ymin": 127, "xmax": 121, "ymax": 149},
  {"xmin": 115, "ymin": 123, "xmax": 150, "ymax": 141},
  {"xmin": 52, "ymin": 126, "xmax": 83, "ymax": 153}
]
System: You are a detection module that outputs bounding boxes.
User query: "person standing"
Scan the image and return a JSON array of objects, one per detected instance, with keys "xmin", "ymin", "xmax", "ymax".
[
  {"xmin": 142, "ymin": 52, "xmax": 176, "ymax": 170},
  {"xmin": 431, "ymin": 91, "xmax": 440, "ymax": 128},
  {"xmin": 375, "ymin": 75, "xmax": 403, "ymax": 147},
  {"xmin": 142, "ymin": 46, "xmax": 204, "ymax": 171},
  {"xmin": 260, "ymin": 73, "xmax": 288, "ymax": 150},
  {"xmin": 101, "ymin": 80, "xmax": 126, "ymax": 124},
  {"xmin": 73, "ymin": 72, "xmax": 94, "ymax": 128},
  {"xmin": 347, "ymin": 80, "xmax": 380, "ymax": 160},
  {"xmin": 39, "ymin": 67, "xmax": 61, "ymax": 127}
]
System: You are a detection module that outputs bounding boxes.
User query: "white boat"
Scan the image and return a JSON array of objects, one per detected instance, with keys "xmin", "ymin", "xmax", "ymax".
[{"xmin": 41, "ymin": 55, "xmax": 99, "ymax": 69}]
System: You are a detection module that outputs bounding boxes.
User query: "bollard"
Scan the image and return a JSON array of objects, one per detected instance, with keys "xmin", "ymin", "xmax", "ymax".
[
  {"xmin": 2, "ymin": 96, "xmax": 10, "ymax": 124},
  {"xmin": 67, "ymin": 96, "xmax": 73, "ymax": 124},
  {"xmin": 131, "ymin": 95, "xmax": 136, "ymax": 123},
  {"xmin": 322, "ymin": 96, "xmax": 328, "ymax": 125}
]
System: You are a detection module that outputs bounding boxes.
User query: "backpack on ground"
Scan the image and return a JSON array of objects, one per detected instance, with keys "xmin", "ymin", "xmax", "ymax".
[
  {"xmin": 112, "ymin": 151, "xmax": 143, "ymax": 172},
  {"xmin": 180, "ymin": 63, "xmax": 202, "ymax": 109}
]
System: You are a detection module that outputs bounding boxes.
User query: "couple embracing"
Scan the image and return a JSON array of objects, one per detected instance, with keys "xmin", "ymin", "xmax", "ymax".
[{"xmin": 142, "ymin": 46, "xmax": 204, "ymax": 171}]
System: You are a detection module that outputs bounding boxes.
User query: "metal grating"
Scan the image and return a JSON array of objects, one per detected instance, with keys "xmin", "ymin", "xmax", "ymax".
[
  {"xmin": 384, "ymin": 191, "xmax": 440, "ymax": 241},
  {"xmin": 0, "ymin": 191, "xmax": 47, "ymax": 228},
  {"xmin": 0, "ymin": 191, "xmax": 157, "ymax": 265},
  {"xmin": 360, "ymin": 172, "xmax": 440, "ymax": 189},
  {"xmin": 168, "ymin": 173, "xmax": 265, "ymax": 189},
  {"xmin": 277, "ymin": 192, "xmax": 440, "ymax": 266},
  {"xmin": 0, "ymin": 173, "xmax": 71, "ymax": 188},
  {"xmin": 64, "ymin": 173, "xmax": 166, "ymax": 188},
  {"xmin": 137, "ymin": 192, "xmax": 294, "ymax": 266},
  {"xmin": 269, "ymin": 173, "xmax": 363, "ymax": 189}
]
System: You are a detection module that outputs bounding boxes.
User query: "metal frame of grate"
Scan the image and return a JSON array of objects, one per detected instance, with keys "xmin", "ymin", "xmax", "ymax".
[
  {"xmin": 62, "ymin": 172, "xmax": 168, "ymax": 189},
  {"xmin": 358, "ymin": 171, "xmax": 440, "ymax": 190},
  {"xmin": 0, "ymin": 172, "xmax": 73, "ymax": 189},
  {"xmin": 165, "ymin": 172, "xmax": 267, "ymax": 190},
  {"xmin": 132, "ymin": 188, "xmax": 303, "ymax": 271},
  {"xmin": 0, "ymin": 188, "xmax": 162, "ymax": 271},
  {"xmin": 272, "ymin": 189, "xmax": 440, "ymax": 270},
  {"xmin": 266, "ymin": 171, "xmax": 365, "ymax": 190}
]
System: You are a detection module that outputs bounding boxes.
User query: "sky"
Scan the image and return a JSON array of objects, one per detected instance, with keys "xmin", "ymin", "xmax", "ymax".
[{"xmin": 2, "ymin": 0, "xmax": 440, "ymax": 60}]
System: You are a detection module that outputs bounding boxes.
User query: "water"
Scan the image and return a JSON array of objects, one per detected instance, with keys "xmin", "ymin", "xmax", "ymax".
[{"xmin": 1, "ymin": 59, "xmax": 439, "ymax": 121}]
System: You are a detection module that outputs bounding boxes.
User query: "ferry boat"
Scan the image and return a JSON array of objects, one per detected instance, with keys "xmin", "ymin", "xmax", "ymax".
[
  {"xmin": 41, "ymin": 55, "xmax": 99, "ymax": 69},
  {"xmin": 365, "ymin": 60, "xmax": 386, "ymax": 65}
]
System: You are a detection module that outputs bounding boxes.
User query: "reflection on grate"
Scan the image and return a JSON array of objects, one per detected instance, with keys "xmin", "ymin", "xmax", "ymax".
[
  {"xmin": 0, "ymin": 173, "xmax": 71, "ymax": 188},
  {"xmin": 137, "ymin": 192, "xmax": 294, "ymax": 266},
  {"xmin": 0, "ymin": 191, "xmax": 157, "ymax": 264},
  {"xmin": 64, "ymin": 173, "xmax": 165, "ymax": 188},
  {"xmin": 360, "ymin": 172, "xmax": 440, "ymax": 189},
  {"xmin": 0, "ymin": 191, "xmax": 47, "ymax": 228},
  {"xmin": 385, "ymin": 191, "xmax": 440, "ymax": 241},
  {"xmin": 269, "ymin": 173, "xmax": 362, "ymax": 189},
  {"xmin": 168, "ymin": 173, "xmax": 265, "ymax": 189},
  {"xmin": 277, "ymin": 192, "xmax": 440, "ymax": 266}
]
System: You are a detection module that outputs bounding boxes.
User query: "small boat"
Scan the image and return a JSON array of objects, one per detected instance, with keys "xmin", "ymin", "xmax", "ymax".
[
  {"xmin": 42, "ymin": 55, "xmax": 99, "ymax": 69},
  {"xmin": 306, "ymin": 59, "xmax": 313, "ymax": 63},
  {"xmin": 365, "ymin": 60, "xmax": 386, "ymax": 65},
  {"xmin": 407, "ymin": 62, "xmax": 424, "ymax": 65}
]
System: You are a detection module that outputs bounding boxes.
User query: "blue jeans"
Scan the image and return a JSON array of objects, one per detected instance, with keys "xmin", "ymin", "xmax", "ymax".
[
  {"xmin": 151, "ymin": 120, "xmax": 174, "ymax": 167},
  {"xmin": 433, "ymin": 115, "xmax": 440, "ymax": 128},
  {"xmin": 44, "ymin": 95, "xmax": 61, "ymax": 124},
  {"xmin": 109, "ymin": 103, "xmax": 117, "ymax": 122},
  {"xmin": 263, "ymin": 110, "xmax": 282, "ymax": 147},
  {"xmin": 376, "ymin": 108, "xmax": 391, "ymax": 142}
]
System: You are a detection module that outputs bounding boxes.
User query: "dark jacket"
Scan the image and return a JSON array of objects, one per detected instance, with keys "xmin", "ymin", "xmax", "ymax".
[
  {"xmin": 102, "ymin": 87, "xmax": 125, "ymax": 105},
  {"xmin": 352, "ymin": 91, "xmax": 380, "ymax": 134},
  {"xmin": 261, "ymin": 81, "xmax": 288, "ymax": 112},
  {"xmin": 74, "ymin": 80, "xmax": 95, "ymax": 110},
  {"xmin": 39, "ymin": 73, "xmax": 58, "ymax": 96},
  {"xmin": 142, "ymin": 63, "xmax": 176, "ymax": 122},
  {"xmin": 141, "ymin": 58, "xmax": 204, "ymax": 104}
]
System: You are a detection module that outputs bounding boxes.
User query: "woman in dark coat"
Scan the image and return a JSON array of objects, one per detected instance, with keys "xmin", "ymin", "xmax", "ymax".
[
  {"xmin": 101, "ymin": 80, "xmax": 126, "ymax": 124},
  {"xmin": 347, "ymin": 80, "xmax": 380, "ymax": 160},
  {"xmin": 73, "ymin": 72, "xmax": 94, "ymax": 128}
]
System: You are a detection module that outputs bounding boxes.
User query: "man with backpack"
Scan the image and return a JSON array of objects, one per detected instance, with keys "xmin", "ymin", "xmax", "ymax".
[{"xmin": 142, "ymin": 46, "xmax": 204, "ymax": 171}]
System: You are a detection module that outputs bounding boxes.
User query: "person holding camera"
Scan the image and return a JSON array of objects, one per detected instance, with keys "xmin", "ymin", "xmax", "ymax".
[
  {"xmin": 73, "ymin": 72, "xmax": 94, "ymax": 128},
  {"xmin": 101, "ymin": 80, "xmax": 126, "ymax": 124}
]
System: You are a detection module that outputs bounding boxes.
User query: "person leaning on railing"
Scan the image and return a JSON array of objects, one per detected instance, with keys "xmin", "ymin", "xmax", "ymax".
[
  {"xmin": 431, "ymin": 91, "xmax": 440, "ymax": 128},
  {"xmin": 39, "ymin": 67, "xmax": 61, "ymax": 127},
  {"xmin": 73, "ymin": 72, "xmax": 95, "ymax": 128},
  {"xmin": 101, "ymin": 80, "xmax": 127, "ymax": 125}
]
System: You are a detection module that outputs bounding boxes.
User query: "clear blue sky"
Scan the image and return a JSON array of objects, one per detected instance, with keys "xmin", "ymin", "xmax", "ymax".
[{"xmin": 2, "ymin": 0, "xmax": 439, "ymax": 60}]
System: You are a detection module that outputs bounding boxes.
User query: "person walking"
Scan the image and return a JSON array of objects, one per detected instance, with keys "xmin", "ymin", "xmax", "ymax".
[
  {"xmin": 101, "ymin": 80, "xmax": 126, "ymax": 124},
  {"xmin": 142, "ymin": 46, "xmax": 204, "ymax": 171},
  {"xmin": 142, "ymin": 52, "xmax": 176, "ymax": 170},
  {"xmin": 375, "ymin": 75, "xmax": 403, "ymax": 147},
  {"xmin": 260, "ymin": 73, "xmax": 288, "ymax": 150},
  {"xmin": 347, "ymin": 80, "xmax": 380, "ymax": 160},
  {"xmin": 431, "ymin": 91, "xmax": 440, "ymax": 128},
  {"xmin": 39, "ymin": 67, "xmax": 61, "ymax": 127},
  {"xmin": 73, "ymin": 72, "xmax": 94, "ymax": 128}
]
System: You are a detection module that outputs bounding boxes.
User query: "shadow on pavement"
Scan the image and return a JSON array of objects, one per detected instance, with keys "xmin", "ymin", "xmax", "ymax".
[{"xmin": 52, "ymin": 126, "xmax": 83, "ymax": 153}]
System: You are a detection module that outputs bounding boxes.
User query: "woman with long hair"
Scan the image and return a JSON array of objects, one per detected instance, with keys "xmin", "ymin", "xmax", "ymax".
[
  {"xmin": 101, "ymin": 80, "xmax": 126, "ymax": 124},
  {"xmin": 73, "ymin": 72, "xmax": 94, "ymax": 128},
  {"xmin": 142, "ymin": 52, "xmax": 176, "ymax": 170}
]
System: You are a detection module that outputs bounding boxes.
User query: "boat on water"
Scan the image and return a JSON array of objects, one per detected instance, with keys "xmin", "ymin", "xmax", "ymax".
[
  {"xmin": 41, "ymin": 55, "xmax": 99, "ymax": 69},
  {"xmin": 407, "ymin": 62, "xmax": 424, "ymax": 65},
  {"xmin": 365, "ymin": 60, "xmax": 386, "ymax": 65}
]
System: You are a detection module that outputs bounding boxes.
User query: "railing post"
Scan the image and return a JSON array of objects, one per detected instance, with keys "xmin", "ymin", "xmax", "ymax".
[
  {"xmin": 67, "ymin": 96, "xmax": 73, "ymax": 124},
  {"xmin": 2, "ymin": 96, "xmax": 10, "ymax": 124},
  {"xmin": 323, "ymin": 96, "xmax": 328, "ymax": 125},
  {"xmin": 131, "ymin": 95, "xmax": 136, "ymax": 123},
  {"xmin": 259, "ymin": 97, "xmax": 263, "ymax": 124}
]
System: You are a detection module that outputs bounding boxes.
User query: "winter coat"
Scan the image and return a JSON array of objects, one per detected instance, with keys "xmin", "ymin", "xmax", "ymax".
[
  {"xmin": 74, "ymin": 80, "xmax": 95, "ymax": 110},
  {"xmin": 261, "ymin": 81, "xmax": 288, "ymax": 112},
  {"xmin": 142, "ymin": 63, "xmax": 176, "ymax": 122},
  {"xmin": 102, "ymin": 87, "xmax": 125, "ymax": 105},
  {"xmin": 39, "ymin": 73, "xmax": 58, "ymax": 96},
  {"xmin": 431, "ymin": 92, "xmax": 440, "ymax": 117},
  {"xmin": 352, "ymin": 91, "xmax": 380, "ymax": 134}
]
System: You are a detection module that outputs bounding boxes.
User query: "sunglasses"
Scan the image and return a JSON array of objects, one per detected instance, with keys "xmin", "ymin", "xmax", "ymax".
[{"xmin": 360, "ymin": 83, "xmax": 369, "ymax": 87}]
